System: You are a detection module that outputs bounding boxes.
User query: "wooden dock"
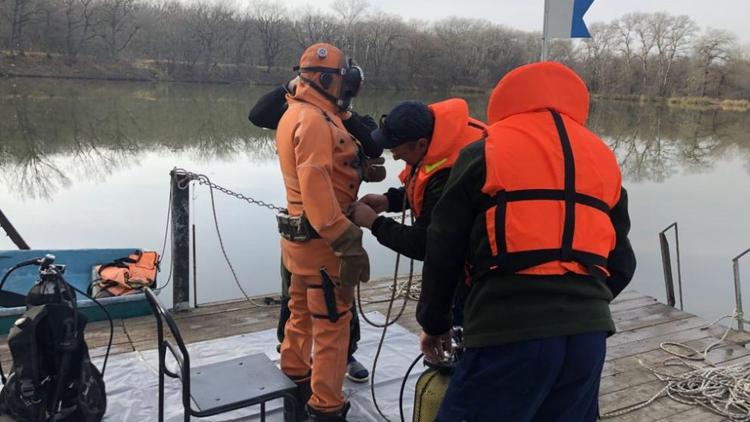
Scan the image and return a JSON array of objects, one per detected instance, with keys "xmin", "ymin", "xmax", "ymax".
[{"xmin": 2, "ymin": 278, "xmax": 749, "ymax": 421}]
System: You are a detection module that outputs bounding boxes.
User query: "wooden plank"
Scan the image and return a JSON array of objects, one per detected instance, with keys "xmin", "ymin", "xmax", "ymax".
[
  {"xmin": 609, "ymin": 296, "xmax": 660, "ymax": 313},
  {"xmin": 606, "ymin": 328, "xmax": 711, "ymax": 361},
  {"xmin": 608, "ymin": 317, "xmax": 708, "ymax": 347},
  {"xmin": 655, "ymin": 407, "xmax": 725, "ymax": 422},
  {"xmin": 611, "ymin": 290, "xmax": 648, "ymax": 304},
  {"xmin": 612, "ymin": 303, "xmax": 691, "ymax": 324}
]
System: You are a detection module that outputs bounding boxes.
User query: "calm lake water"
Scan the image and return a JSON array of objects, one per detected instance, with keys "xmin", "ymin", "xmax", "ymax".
[{"xmin": 0, "ymin": 78, "xmax": 749, "ymax": 323}]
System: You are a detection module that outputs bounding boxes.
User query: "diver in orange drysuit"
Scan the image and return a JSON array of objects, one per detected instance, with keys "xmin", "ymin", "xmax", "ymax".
[{"xmin": 276, "ymin": 43, "xmax": 369, "ymax": 422}]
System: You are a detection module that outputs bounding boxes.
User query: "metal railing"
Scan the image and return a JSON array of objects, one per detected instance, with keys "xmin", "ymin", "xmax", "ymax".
[
  {"xmin": 732, "ymin": 248, "xmax": 750, "ymax": 331},
  {"xmin": 659, "ymin": 222, "xmax": 683, "ymax": 310}
]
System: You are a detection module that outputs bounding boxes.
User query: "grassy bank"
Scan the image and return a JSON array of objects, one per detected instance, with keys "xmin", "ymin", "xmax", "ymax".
[
  {"xmin": 592, "ymin": 93, "xmax": 750, "ymax": 112},
  {"xmin": 2, "ymin": 53, "xmax": 748, "ymax": 111}
]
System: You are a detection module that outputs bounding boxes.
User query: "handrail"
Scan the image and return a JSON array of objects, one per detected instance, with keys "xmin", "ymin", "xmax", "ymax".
[
  {"xmin": 659, "ymin": 222, "xmax": 683, "ymax": 309},
  {"xmin": 0, "ymin": 209, "xmax": 30, "ymax": 250},
  {"xmin": 732, "ymin": 248, "xmax": 750, "ymax": 331}
]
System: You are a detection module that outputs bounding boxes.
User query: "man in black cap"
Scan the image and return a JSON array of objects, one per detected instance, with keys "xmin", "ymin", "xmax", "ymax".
[{"xmin": 350, "ymin": 99, "xmax": 485, "ymax": 326}]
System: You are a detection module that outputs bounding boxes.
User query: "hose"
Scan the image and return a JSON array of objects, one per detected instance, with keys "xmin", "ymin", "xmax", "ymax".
[
  {"xmin": 399, "ymin": 353, "xmax": 424, "ymax": 422},
  {"xmin": 361, "ymin": 166, "xmax": 419, "ymax": 421}
]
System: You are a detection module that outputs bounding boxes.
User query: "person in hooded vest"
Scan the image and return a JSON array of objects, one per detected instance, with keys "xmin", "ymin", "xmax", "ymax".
[
  {"xmin": 417, "ymin": 62, "xmax": 637, "ymax": 421},
  {"xmin": 248, "ymin": 76, "xmax": 384, "ymax": 384},
  {"xmin": 350, "ymin": 99, "xmax": 486, "ymax": 257},
  {"xmin": 276, "ymin": 43, "xmax": 370, "ymax": 422},
  {"xmin": 349, "ymin": 99, "xmax": 485, "ymax": 325}
]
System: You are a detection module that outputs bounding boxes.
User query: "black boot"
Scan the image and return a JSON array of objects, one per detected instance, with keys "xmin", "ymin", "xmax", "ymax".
[
  {"xmin": 284, "ymin": 378, "xmax": 312, "ymax": 422},
  {"xmin": 307, "ymin": 402, "xmax": 351, "ymax": 422}
]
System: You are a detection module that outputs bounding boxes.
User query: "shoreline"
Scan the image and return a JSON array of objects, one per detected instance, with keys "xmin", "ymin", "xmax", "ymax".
[{"xmin": 0, "ymin": 54, "xmax": 747, "ymax": 111}]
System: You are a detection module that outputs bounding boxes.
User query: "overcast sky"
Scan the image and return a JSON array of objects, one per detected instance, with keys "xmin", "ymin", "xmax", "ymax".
[{"xmin": 272, "ymin": 0, "xmax": 750, "ymax": 44}]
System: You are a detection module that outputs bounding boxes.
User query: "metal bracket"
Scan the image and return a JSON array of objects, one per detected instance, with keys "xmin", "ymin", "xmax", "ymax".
[
  {"xmin": 659, "ymin": 222, "xmax": 683, "ymax": 310},
  {"xmin": 732, "ymin": 248, "xmax": 750, "ymax": 331}
]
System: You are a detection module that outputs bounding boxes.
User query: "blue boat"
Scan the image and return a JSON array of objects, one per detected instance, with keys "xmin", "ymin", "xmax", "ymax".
[{"xmin": 0, "ymin": 248, "xmax": 158, "ymax": 334}]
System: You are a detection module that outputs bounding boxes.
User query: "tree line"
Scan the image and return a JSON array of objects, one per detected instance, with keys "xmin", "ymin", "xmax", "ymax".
[{"xmin": 1, "ymin": 0, "xmax": 749, "ymax": 99}]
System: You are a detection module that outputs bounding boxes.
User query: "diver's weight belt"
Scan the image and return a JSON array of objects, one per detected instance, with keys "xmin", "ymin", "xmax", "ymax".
[{"xmin": 276, "ymin": 210, "xmax": 321, "ymax": 242}]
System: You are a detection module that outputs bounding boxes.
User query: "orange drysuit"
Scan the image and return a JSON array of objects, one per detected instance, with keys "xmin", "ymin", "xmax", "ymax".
[{"xmin": 275, "ymin": 43, "xmax": 363, "ymax": 414}]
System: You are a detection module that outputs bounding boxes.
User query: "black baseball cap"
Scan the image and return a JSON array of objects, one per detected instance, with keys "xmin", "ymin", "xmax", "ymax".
[{"xmin": 371, "ymin": 101, "xmax": 435, "ymax": 149}]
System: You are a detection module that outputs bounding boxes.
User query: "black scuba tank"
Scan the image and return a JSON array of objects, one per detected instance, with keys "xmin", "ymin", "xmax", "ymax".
[{"xmin": 0, "ymin": 256, "xmax": 106, "ymax": 422}]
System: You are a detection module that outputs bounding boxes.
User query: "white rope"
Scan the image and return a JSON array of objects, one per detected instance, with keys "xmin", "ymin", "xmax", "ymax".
[{"xmin": 601, "ymin": 310, "xmax": 750, "ymax": 420}]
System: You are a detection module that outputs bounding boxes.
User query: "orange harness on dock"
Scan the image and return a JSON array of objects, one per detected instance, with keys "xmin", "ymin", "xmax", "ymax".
[{"xmin": 92, "ymin": 251, "xmax": 159, "ymax": 297}]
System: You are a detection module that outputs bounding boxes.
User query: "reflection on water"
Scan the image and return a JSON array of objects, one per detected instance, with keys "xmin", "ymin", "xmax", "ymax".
[{"xmin": 1, "ymin": 79, "xmax": 749, "ymax": 320}]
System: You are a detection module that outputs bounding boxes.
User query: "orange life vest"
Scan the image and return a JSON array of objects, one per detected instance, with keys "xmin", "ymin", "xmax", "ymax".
[
  {"xmin": 93, "ymin": 251, "xmax": 160, "ymax": 297},
  {"xmin": 398, "ymin": 98, "xmax": 486, "ymax": 217},
  {"xmin": 477, "ymin": 62, "xmax": 622, "ymax": 279}
]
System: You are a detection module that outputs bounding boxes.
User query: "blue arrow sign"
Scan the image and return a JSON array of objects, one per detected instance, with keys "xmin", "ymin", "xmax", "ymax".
[{"xmin": 571, "ymin": 0, "xmax": 595, "ymax": 37}]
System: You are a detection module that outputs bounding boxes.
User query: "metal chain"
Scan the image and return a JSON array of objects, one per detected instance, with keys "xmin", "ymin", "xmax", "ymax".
[
  {"xmin": 170, "ymin": 168, "xmax": 276, "ymax": 307},
  {"xmin": 173, "ymin": 168, "xmax": 284, "ymax": 212}
]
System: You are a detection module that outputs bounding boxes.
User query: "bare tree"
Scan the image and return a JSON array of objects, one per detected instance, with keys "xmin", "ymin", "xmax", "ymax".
[
  {"xmin": 250, "ymin": 0, "xmax": 286, "ymax": 72},
  {"xmin": 3, "ymin": 0, "xmax": 40, "ymax": 55},
  {"xmin": 331, "ymin": 0, "xmax": 368, "ymax": 54},
  {"xmin": 358, "ymin": 13, "xmax": 403, "ymax": 75},
  {"xmin": 63, "ymin": 0, "xmax": 96, "ymax": 63},
  {"xmin": 578, "ymin": 22, "xmax": 618, "ymax": 92},
  {"xmin": 292, "ymin": 7, "xmax": 339, "ymax": 50},
  {"xmin": 188, "ymin": 2, "xmax": 234, "ymax": 68},
  {"xmin": 651, "ymin": 13, "xmax": 697, "ymax": 96},
  {"xmin": 96, "ymin": 0, "xmax": 140, "ymax": 60},
  {"xmin": 614, "ymin": 15, "xmax": 639, "ymax": 93},
  {"xmin": 693, "ymin": 29, "xmax": 736, "ymax": 97},
  {"xmin": 629, "ymin": 12, "xmax": 658, "ymax": 93},
  {"xmin": 233, "ymin": 11, "xmax": 254, "ymax": 65}
]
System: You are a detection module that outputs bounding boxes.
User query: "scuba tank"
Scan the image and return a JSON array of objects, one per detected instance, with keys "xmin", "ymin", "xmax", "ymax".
[
  {"xmin": 412, "ymin": 327, "xmax": 464, "ymax": 422},
  {"xmin": 0, "ymin": 255, "xmax": 107, "ymax": 422}
]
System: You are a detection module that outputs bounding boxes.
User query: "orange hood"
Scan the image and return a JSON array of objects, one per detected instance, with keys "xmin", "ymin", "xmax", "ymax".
[
  {"xmin": 486, "ymin": 61, "xmax": 589, "ymax": 126},
  {"xmin": 424, "ymin": 98, "xmax": 470, "ymax": 164}
]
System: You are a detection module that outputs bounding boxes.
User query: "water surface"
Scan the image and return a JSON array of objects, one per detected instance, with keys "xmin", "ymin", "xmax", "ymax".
[{"xmin": 1, "ymin": 79, "xmax": 748, "ymax": 322}]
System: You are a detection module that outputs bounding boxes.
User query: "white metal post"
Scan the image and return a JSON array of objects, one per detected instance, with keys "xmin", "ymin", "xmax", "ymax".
[{"xmin": 541, "ymin": 0, "xmax": 550, "ymax": 61}]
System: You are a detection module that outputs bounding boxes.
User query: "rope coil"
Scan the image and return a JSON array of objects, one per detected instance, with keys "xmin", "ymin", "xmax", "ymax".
[{"xmin": 601, "ymin": 311, "xmax": 750, "ymax": 420}]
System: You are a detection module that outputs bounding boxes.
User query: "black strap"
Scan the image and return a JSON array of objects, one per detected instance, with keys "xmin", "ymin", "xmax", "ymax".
[
  {"xmin": 298, "ymin": 74, "xmax": 339, "ymax": 107},
  {"xmin": 297, "ymin": 66, "xmax": 342, "ymax": 74},
  {"xmin": 320, "ymin": 268, "xmax": 341, "ymax": 323},
  {"xmin": 493, "ymin": 191, "xmax": 508, "ymax": 268},
  {"xmin": 96, "ymin": 254, "xmax": 138, "ymax": 275},
  {"xmin": 504, "ymin": 189, "xmax": 610, "ymax": 213},
  {"xmin": 311, "ymin": 306, "xmax": 354, "ymax": 321},
  {"xmin": 473, "ymin": 249, "xmax": 608, "ymax": 280},
  {"xmin": 468, "ymin": 121, "xmax": 486, "ymax": 131},
  {"xmin": 550, "ymin": 109, "xmax": 576, "ymax": 262}
]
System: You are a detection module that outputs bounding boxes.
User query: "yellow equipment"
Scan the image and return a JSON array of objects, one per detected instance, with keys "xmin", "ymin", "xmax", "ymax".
[{"xmin": 412, "ymin": 367, "xmax": 452, "ymax": 422}]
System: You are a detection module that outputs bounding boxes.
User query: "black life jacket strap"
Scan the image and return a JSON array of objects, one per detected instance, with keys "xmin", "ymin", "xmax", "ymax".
[
  {"xmin": 472, "ymin": 250, "xmax": 608, "ymax": 280},
  {"xmin": 550, "ymin": 109, "xmax": 576, "ymax": 262}
]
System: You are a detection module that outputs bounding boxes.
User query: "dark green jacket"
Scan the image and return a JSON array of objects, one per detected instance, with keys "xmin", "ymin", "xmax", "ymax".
[
  {"xmin": 371, "ymin": 169, "xmax": 450, "ymax": 260},
  {"xmin": 417, "ymin": 140, "xmax": 637, "ymax": 348}
]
